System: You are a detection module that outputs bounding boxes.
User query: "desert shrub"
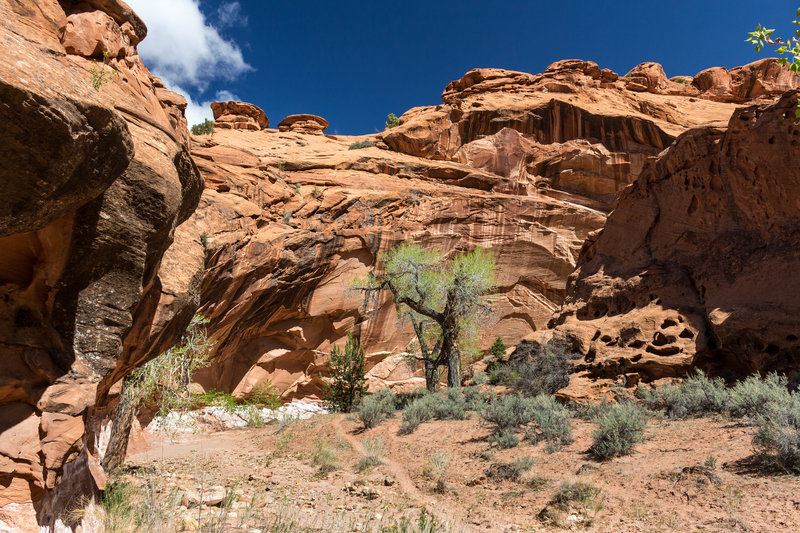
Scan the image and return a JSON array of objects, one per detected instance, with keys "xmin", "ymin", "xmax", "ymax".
[
  {"xmin": 472, "ymin": 369, "xmax": 489, "ymax": 385},
  {"xmin": 569, "ymin": 398, "xmax": 613, "ymax": 421},
  {"xmin": 481, "ymin": 393, "xmax": 535, "ymax": 433},
  {"xmin": 488, "ymin": 338, "xmax": 576, "ymax": 396},
  {"xmin": 462, "ymin": 385, "xmax": 490, "ymax": 410},
  {"xmin": 423, "ymin": 451, "xmax": 450, "ymax": 493},
  {"xmin": 357, "ymin": 389, "xmax": 397, "ymax": 429},
  {"xmin": 673, "ymin": 77, "xmax": 691, "ymax": 84},
  {"xmin": 191, "ymin": 119, "xmax": 215, "ymax": 135},
  {"xmin": 192, "ymin": 389, "xmax": 238, "ymax": 412},
  {"xmin": 246, "ymin": 382, "xmax": 282, "ymax": 409},
  {"xmin": 637, "ymin": 371, "xmax": 729, "ymax": 418},
  {"xmin": 486, "ymin": 456, "xmax": 535, "ymax": 482},
  {"xmin": 395, "ymin": 387, "xmax": 430, "ymax": 410},
  {"xmin": 752, "ymin": 392, "xmax": 800, "ymax": 471},
  {"xmin": 729, "ymin": 373, "xmax": 791, "ymax": 419},
  {"xmin": 527, "ymin": 395, "xmax": 573, "ymax": 449},
  {"xmin": 348, "ymin": 140, "xmax": 375, "ymax": 149},
  {"xmin": 385, "ymin": 113, "xmax": 400, "ymax": 129},
  {"xmin": 322, "ymin": 332, "xmax": 367, "ymax": 412},
  {"xmin": 357, "ymin": 437, "xmax": 385, "ymax": 472},
  {"xmin": 399, "ymin": 388, "xmax": 472, "ymax": 434},
  {"xmin": 399, "ymin": 396, "xmax": 435, "ymax": 434},
  {"xmin": 551, "ymin": 481, "xmax": 603, "ymax": 511},
  {"xmin": 312, "ymin": 438, "xmax": 338, "ymax": 475},
  {"xmin": 589, "ymin": 402, "xmax": 647, "ymax": 459},
  {"xmin": 436, "ymin": 388, "xmax": 467, "ymax": 419},
  {"xmin": 488, "ymin": 430, "xmax": 520, "ymax": 449}
]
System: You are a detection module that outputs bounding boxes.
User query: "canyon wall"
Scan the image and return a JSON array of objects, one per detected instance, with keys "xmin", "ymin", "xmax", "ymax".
[
  {"xmin": 0, "ymin": 0, "xmax": 202, "ymax": 527},
  {"xmin": 182, "ymin": 59, "xmax": 774, "ymax": 401},
  {"xmin": 550, "ymin": 90, "xmax": 800, "ymax": 400}
]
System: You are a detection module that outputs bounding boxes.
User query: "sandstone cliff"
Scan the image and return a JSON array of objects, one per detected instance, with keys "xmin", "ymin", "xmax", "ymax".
[
  {"xmin": 0, "ymin": 0, "xmax": 202, "ymax": 527},
  {"xmin": 550, "ymin": 90, "xmax": 800, "ymax": 400},
  {"xmin": 179, "ymin": 59, "xmax": 778, "ymax": 402}
]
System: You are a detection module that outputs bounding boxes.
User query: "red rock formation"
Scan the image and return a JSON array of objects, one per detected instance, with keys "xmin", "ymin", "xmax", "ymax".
[
  {"xmin": 211, "ymin": 101, "xmax": 269, "ymax": 130},
  {"xmin": 180, "ymin": 127, "xmax": 603, "ymax": 399},
  {"xmin": 380, "ymin": 60, "xmax": 752, "ymax": 211},
  {"xmin": 550, "ymin": 90, "xmax": 800, "ymax": 400},
  {"xmin": 178, "ymin": 59, "xmax": 792, "ymax": 402},
  {"xmin": 0, "ymin": 0, "xmax": 202, "ymax": 526},
  {"xmin": 692, "ymin": 58, "xmax": 800, "ymax": 102},
  {"xmin": 277, "ymin": 114, "xmax": 330, "ymax": 134}
]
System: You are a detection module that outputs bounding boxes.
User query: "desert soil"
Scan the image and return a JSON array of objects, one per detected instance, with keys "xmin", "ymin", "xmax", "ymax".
[{"xmin": 125, "ymin": 412, "xmax": 800, "ymax": 532}]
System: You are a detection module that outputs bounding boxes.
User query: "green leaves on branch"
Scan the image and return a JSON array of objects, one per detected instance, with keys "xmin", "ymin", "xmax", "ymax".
[
  {"xmin": 746, "ymin": 9, "xmax": 800, "ymax": 117},
  {"xmin": 353, "ymin": 241, "xmax": 495, "ymax": 390}
]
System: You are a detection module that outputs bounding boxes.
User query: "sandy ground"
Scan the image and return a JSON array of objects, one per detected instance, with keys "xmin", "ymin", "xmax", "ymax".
[{"xmin": 124, "ymin": 412, "xmax": 800, "ymax": 532}]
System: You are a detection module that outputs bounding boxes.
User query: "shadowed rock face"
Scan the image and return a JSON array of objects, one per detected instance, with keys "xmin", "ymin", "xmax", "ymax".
[
  {"xmin": 550, "ymin": 91, "xmax": 800, "ymax": 401},
  {"xmin": 0, "ymin": 0, "xmax": 202, "ymax": 525}
]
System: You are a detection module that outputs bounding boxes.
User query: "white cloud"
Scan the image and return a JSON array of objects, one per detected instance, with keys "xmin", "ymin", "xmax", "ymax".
[
  {"xmin": 214, "ymin": 89, "xmax": 239, "ymax": 102},
  {"xmin": 217, "ymin": 2, "xmax": 247, "ymax": 27},
  {"xmin": 127, "ymin": 0, "xmax": 252, "ymax": 91}
]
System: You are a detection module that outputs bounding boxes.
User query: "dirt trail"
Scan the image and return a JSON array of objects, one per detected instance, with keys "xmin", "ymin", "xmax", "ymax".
[{"xmin": 333, "ymin": 415, "xmax": 424, "ymax": 501}]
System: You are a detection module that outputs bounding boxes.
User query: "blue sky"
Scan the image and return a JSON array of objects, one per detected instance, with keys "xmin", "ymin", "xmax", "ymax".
[{"xmin": 127, "ymin": 1, "xmax": 799, "ymax": 134}]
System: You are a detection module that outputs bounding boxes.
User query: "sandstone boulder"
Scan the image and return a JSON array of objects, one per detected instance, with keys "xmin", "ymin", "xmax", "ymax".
[
  {"xmin": 211, "ymin": 101, "xmax": 268, "ymax": 130},
  {"xmin": 693, "ymin": 59, "xmax": 800, "ymax": 102},
  {"xmin": 277, "ymin": 114, "xmax": 330, "ymax": 134}
]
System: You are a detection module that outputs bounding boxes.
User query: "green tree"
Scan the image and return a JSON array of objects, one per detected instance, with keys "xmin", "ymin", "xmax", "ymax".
[
  {"xmin": 490, "ymin": 336, "xmax": 507, "ymax": 359},
  {"xmin": 747, "ymin": 8, "xmax": 800, "ymax": 117},
  {"xmin": 385, "ymin": 113, "xmax": 400, "ymax": 129},
  {"xmin": 102, "ymin": 314, "xmax": 214, "ymax": 472},
  {"xmin": 322, "ymin": 332, "xmax": 368, "ymax": 412},
  {"xmin": 191, "ymin": 119, "xmax": 215, "ymax": 135},
  {"xmin": 357, "ymin": 242, "xmax": 495, "ymax": 390}
]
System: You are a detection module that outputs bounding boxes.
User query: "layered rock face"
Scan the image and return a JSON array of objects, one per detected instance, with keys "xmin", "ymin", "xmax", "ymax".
[
  {"xmin": 178, "ymin": 60, "xmax": 770, "ymax": 402},
  {"xmin": 187, "ymin": 130, "xmax": 604, "ymax": 398},
  {"xmin": 550, "ymin": 90, "xmax": 800, "ymax": 400},
  {"xmin": 0, "ymin": 0, "xmax": 202, "ymax": 526},
  {"xmin": 277, "ymin": 114, "xmax": 330, "ymax": 134},
  {"xmin": 211, "ymin": 101, "xmax": 269, "ymax": 130},
  {"xmin": 379, "ymin": 59, "xmax": 794, "ymax": 211}
]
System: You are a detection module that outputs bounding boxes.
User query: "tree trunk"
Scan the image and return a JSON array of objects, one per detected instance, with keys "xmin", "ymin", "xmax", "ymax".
[
  {"xmin": 442, "ymin": 290, "xmax": 461, "ymax": 388},
  {"xmin": 101, "ymin": 374, "xmax": 139, "ymax": 473},
  {"xmin": 424, "ymin": 360, "xmax": 439, "ymax": 392}
]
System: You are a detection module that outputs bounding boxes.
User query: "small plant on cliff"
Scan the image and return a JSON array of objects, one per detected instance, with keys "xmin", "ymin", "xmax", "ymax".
[
  {"xmin": 90, "ymin": 50, "xmax": 120, "ymax": 91},
  {"xmin": 191, "ymin": 119, "xmax": 215, "ymax": 135},
  {"xmin": 747, "ymin": 8, "xmax": 800, "ymax": 117},
  {"xmin": 385, "ymin": 113, "xmax": 401, "ymax": 129},
  {"xmin": 349, "ymin": 139, "xmax": 375, "ymax": 149},
  {"xmin": 311, "ymin": 185, "xmax": 324, "ymax": 199},
  {"xmin": 322, "ymin": 331, "xmax": 368, "ymax": 412}
]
